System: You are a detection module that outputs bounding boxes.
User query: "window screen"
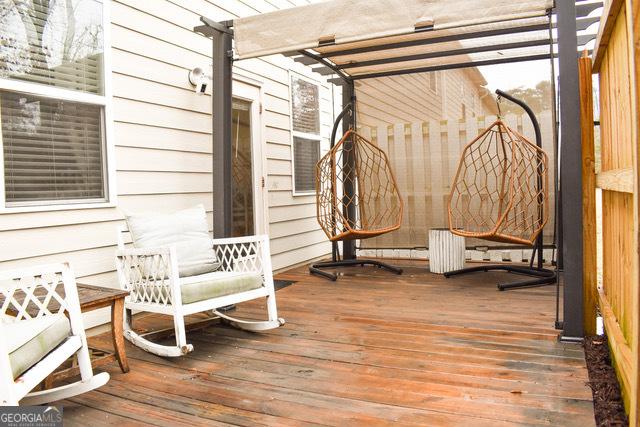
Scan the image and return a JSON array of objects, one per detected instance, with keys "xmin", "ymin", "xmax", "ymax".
[
  {"xmin": 1, "ymin": 91, "xmax": 106, "ymax": 204},
  {"xmin": 293, "ymin": 136, "xmax": 319, "ymax": 193},
  {"xmin": 291, "ymin": 77, "xmax": 320, "ymax": 134}
]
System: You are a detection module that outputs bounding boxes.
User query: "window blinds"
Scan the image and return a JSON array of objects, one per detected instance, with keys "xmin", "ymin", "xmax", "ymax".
[
  {"xmin": 293, "ymin": 136, "xmax": 320, "ymax": 193},
  {"xmin": 0, "ymin": 0, "xmax": 104, "ymax": 94},
  {"xmin": 1, "ymin": 91, "xmax": 105, "ymax": 204}
]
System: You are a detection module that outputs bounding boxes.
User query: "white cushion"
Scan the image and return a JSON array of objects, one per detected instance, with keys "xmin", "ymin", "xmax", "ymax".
[
  {"xmin": 4, "ymin": 315, "xmax": 63, "ymax": 353},
  {"xmin": 126, "ymin": 205, "xmax": 220, "ymax": 277},
  {"xmin": 5, "ymin": 314, "xmax": 71, "ymax": 379},
  {"xmin": 179, "ymin": 271, "xmax": 264, "ymax": 304}
]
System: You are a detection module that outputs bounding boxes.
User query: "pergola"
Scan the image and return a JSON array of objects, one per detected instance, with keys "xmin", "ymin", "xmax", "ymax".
[{"xmin": 195, "ymin": 0, "xmax": 602, "ymax": 340}]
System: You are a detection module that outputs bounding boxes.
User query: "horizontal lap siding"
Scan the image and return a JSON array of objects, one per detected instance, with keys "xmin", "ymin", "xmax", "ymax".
[{"xmin": 0, "ymin": 0, "xmax": 332, "ymax": 327}]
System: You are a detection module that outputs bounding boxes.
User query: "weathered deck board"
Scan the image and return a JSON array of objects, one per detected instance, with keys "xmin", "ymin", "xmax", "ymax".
[{"xmin": 62, "ymin": 261, "xmax": 594, "ymax": 426}]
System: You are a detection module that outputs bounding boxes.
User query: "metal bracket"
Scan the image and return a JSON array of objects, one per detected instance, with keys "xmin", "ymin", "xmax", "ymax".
[{"xmin": 195, "ymin": 16, "xmax": 234, "ymax": 37}]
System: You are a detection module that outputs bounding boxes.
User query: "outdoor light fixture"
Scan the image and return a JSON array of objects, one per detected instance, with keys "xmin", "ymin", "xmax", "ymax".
[{"xmin": 188, "ymin": 66, "xmax": 211, "ymax": 94}]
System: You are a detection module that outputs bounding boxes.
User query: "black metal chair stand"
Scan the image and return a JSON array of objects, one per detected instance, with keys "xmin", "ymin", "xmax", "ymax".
[
  {"xmin": 443, "ymin": 258, "xmax": 556, "ymax": 291},
  {"xmin": 309, "ymin": 242, "xmax": 403, "ymax": 281}
]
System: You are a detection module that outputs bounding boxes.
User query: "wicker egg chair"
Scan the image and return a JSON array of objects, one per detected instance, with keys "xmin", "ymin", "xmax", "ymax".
[
  {"xmin": 310, "ymin": 127, "xmax": 404, "ymax": 281},
  {"xmin": 444, "ymin": 89, "xmax": 556, "ymax": 291},
  {"xmin": 316, "ymin": 130, "xmax": 404, "ymax": 242},
  {"xmin": 448, "ymin": 119, "xmax": 549, "ymax": 246}
]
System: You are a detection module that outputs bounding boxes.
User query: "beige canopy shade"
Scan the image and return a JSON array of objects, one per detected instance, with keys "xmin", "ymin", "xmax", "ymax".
[
  {"xmin": 233, "ymin": 0, "xmax": 554, "ymax": 60},
  {"xmin": 230, "ymin": 0, "xmax": 601, "ymax": 81}
]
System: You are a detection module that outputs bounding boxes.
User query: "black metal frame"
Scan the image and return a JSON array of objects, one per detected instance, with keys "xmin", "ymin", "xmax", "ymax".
[
  {"xmin": 310, "ymin": 258, "xmax": 403, "ymax": 281},
  {"xmin": 443, "ymin": 89, "xmax": 557, "ymax": 291},
  {"xmin": 308, "ymin": 96, "xmax": 403, "ymax": 281},
  {"xmin": 556, "ymin": 0, "xmax": 584, "ymax": 341},
  {"xmin": 195, "ymin": 18, "xmax": 234, "ymax": 238},
  {"xmin": 195, "ymin": 1, "xmax": 592, "ymax": 337}
]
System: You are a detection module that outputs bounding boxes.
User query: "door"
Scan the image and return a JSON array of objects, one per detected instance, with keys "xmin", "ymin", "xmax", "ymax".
[{"xmin": 231, "ymin": 79, "xmax": 267, "ymax": 236}]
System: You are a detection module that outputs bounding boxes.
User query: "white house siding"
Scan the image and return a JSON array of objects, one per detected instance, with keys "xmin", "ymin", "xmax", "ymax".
[
  {"xmin": 356, "ymin": 69, "xmax": 491, "ymax": 128},
  {"xmin": 356, "ymin": 73, "xmax": 443, "ymax": 126},
  {"xmin": 0, "ymin": 0, "xmax": 334, "ymax": 327}
]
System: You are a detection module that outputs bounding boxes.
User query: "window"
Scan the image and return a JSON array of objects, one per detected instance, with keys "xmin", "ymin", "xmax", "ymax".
[
  {"xmin": 0, "ymin": 0, "xmax": 110, "ymax": 209},
  {"xmin": 290, "ymin": 74, "xmax": 320, "ymax": 194}
]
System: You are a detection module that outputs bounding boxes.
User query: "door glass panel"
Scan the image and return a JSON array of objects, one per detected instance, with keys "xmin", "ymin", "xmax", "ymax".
[{"xmin": 231, "ymin": 99, "xmax": 254, "ymax": 237}]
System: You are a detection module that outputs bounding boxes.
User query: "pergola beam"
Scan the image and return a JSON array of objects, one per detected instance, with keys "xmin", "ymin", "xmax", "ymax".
[
  {"xmin": 318, "ymin": 22, "xmax": 550, "ymax": 58},
  {"xmin": 336, "ymin": 38, "xmax": 551, "ymax": 70},
  {"xmin": 281, "ymin": 16, "xmax": 597, "ymax": 64},
  {"xmin": 348, "ymin": 52, "xmax": 563, "ymax": 80},
  {"xmin": 325, "ymin": 48, "xmax": 590, "ymax": 84}
]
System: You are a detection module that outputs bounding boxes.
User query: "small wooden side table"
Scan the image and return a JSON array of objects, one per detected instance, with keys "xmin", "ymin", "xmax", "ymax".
[{"xmin": 45, "ymin": 284, "xmax": 130, "ymax": 386}]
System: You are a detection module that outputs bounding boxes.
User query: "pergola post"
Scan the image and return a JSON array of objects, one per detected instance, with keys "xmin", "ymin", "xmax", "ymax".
[
  {"xmin": 556, "ymin": 0, "xmax": 584, "ymax": 340},
  {"xmin": 342, "ymin": 81, "xmax": 357, "ymax": 260},
  {"xmin": 210, "ymin": 24, "xmax": 233, "ymax": 238}
]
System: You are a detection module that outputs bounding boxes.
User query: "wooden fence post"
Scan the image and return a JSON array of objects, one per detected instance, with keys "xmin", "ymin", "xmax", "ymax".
[
  {"xmin": 579, "ymin": 50, "xmax": 597, "ymax": 336},
  {"xmin": 629, "ymin": 0, "xmax": 640, "ymax": 422}
]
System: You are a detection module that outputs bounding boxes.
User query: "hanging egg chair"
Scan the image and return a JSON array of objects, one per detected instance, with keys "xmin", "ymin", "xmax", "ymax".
[
  {"xmin": 447, "ymin": 119, "xmax": 549, "ymax": 246},
  {"xmin": 316, "ymin": 130, "xmax": 404, "ymax": 242}
]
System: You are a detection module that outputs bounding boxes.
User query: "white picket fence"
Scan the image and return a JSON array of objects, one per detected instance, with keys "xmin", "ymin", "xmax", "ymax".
[{"xmin": 357, "ymin": 111, "xmax": 556, "ymax": 263}]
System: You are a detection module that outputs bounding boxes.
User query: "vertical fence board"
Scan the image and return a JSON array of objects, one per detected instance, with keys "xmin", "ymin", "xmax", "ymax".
[
  {"xmin": 631, "ymin": 0, "xmax": 640, "ymax": 421},
  {"xmin": 428, "ymin": 119, "xmax": 444, "ymax": 233},
  {"xmin": 411, "ymin": 122, "xmax": 427, "ymax": 246},
  {"xmin": 579, "ymin": 52, "xmax": 598, "ymax": 336},
  {"xmin": 445, "ymin": 120, "xmax": 458, "ymax": 228}
]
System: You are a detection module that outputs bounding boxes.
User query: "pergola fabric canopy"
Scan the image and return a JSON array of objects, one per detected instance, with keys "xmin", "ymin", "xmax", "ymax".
[{"xmin": 233, "ymin": 0, "xmax": 554, "ymax": 60}]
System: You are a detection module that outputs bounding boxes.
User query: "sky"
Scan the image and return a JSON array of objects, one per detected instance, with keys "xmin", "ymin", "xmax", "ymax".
[{"xmin": 479, "ymin": 59, "xmax": 552, "ymax": 92}]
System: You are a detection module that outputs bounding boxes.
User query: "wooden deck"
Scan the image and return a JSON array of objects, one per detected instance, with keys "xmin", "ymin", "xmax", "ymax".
[{"xmin": 62, "ymin": 261, "xmax": 594, "ymax": 426}]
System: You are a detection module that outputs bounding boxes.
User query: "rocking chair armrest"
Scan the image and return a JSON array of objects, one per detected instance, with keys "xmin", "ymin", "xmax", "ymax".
[
  {"xmin": 210, "ymin": 234, "xmax": 269, "ymax": 246},
  {"xmin": 210, "ymin": 235, "xmax": 273, "ymax": 275},
  {"xmin": 115, "ymin": 246, "xmax": 182, "ymax": 305}
]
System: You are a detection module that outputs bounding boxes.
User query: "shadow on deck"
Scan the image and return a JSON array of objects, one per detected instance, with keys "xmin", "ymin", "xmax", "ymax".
[{"xmin": 61, "ymin": 260, "xmax": 594, "ymax": 426}]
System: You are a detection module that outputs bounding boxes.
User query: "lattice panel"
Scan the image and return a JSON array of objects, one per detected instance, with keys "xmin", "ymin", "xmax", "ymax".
[
  {"xmin": 214, "ymin": 240, "xmax": 265, "ymax": 277},
  {"xmin": 0, "ymin": 271, "xmax": 68, "ymax": 321},
  {"xmin": 118, "ymin": 252, "xmax": 173, "ymax": 306},
  {"xmin": 448, "ymin": 120, "xmax": 549, "ymax": 246},
  {"xmin": 316, "ymin": 130, "xmax": 403, "ymax": 241}
]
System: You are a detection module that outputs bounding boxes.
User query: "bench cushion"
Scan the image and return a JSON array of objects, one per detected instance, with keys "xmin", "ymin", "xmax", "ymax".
[
  {"xmin": 126, "ymin": 205, "xmax": 220, "ymax": 277},
  {"xmin": 7, "ymin": 315, "xmax": 71, "ymax": 379},
  {"xmin": 180, "ymin": 272, "xmax": 264, "ymax": 304}
]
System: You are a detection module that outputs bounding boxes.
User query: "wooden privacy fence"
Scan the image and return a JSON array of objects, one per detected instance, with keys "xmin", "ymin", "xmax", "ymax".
[
  {"xmin": 583, "ymin": 0, "xmax": 640, "ymax": 423},
  {"xmin": 359, "ymin": 112, "xmax": 556, "ymax": 252}
]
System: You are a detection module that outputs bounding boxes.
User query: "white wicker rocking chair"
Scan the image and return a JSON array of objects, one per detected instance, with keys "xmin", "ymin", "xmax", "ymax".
[
  {"xmin": 115, "ymin": 214, "xmax": 284, "ymax": 357},
  {"xmin": 0, "ymin": 263, "xmax": 109, "ymax": 406}
]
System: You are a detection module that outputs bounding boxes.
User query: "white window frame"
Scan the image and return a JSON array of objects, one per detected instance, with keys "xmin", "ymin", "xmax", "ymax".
[
  {"xmin": 289, "ymin": 71, "xmax": 322, "ymax": 196},
  {"xmin": 0, "ymin": 1, "xmax": 115, "ymax": 214}
]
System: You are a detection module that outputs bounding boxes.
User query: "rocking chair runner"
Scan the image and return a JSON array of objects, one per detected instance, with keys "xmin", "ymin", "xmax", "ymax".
[
  {"xmin": 0, "ymin": 263, "xmax": 109, "ymax": 406},
  {"xmin": 311, "ymin": 102, "xmax": 404, "ymax": 281}
]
